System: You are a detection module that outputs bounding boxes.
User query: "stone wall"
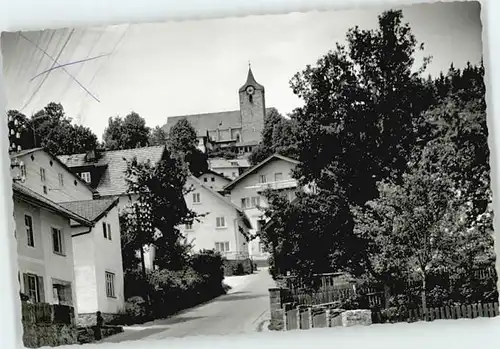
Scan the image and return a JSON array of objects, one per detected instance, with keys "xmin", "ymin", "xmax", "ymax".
[
  {"xmin": 77, "ymin": 312, "xmax": 119, "ymax": 327},
  {"xmin": 223, "ymin": 258, "xmax": 254, "ymax": 276},
  {"xmin": 341, "ymin": 309, "xmax": 372, "ymax": 327},
  {"xmin": 269, "ymin": 288, "xmax": 286, "ymax": 331},
  {"xmin": 22, "ymin": 323, "xmax": 77, "ymax": 348}
]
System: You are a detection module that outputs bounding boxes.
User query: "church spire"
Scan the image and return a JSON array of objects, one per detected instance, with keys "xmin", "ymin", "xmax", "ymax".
[{"xmin": 239, "ymin": 64, "xmax": 264, "ymax": 93}]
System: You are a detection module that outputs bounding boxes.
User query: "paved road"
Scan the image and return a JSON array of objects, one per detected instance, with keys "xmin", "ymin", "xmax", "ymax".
[{"xmin": 104, "ymin": 267, "xmax": 275, "ymax": 343}]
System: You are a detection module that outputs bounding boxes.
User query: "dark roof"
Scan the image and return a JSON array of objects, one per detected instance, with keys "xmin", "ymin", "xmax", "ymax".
[
  {"xmin": 10, "ymin": 148, "xmax": 98, "ymax": 195},
  {"xmin": 239, "ymin": 67, "xmax": 265, "ymax": 93},
  {"xmin": 223, "ymin": 154, "xmax": 300, "ymax": 191},
  {"xmin": 189, "ymin": 175, "xmax": 252, "ymax": 229},
  {"xmin": 58, "ymin": 145, "xmax": 166, "ymax": 196},
  {"xmin": 58, "ymin": 198, "xmax": 119, "ymax": 223},
  {"xmin": 13, "ymin": 183, "xmax": 93, "ymax": 227},
  {"xmin": 162, "ymin": 108, "xmax": 274, "ymax": 138}
]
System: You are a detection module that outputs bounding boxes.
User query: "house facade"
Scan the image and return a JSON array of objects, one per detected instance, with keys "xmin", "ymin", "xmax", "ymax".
[
  {"xmin": 58, "ymin": 145, "xmax": 168, "ymax": 270},
  {"xmin": 198, "ymin": 170, "xmax": 232, "ymax": 193},
  {"xmin": 59, "ymin": 198, "xmax": 124, "ymax": 325},
  {"xmin": 208, "ymin": 157, "xmax": 251, "ymax": 180},
  {"xmin": 223, "ymin": 154, "xmax": 300, "ymax": 261},
  {"xmin": 180, "ymin": 176, "xmax": 251, "ymax": 260},
  {"xmin": 14, "ymin": 183, "xmax": 93, "ymax": 315}
]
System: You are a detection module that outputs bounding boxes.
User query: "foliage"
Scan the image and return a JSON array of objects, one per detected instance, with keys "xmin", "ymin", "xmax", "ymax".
[
  {"xmin": 103, "ymin": 112, "xmax": 151, "ymax": 150},
  {"xmin": 8, "ymin": 103, "xmax": 99, "ymax": 155},
  {"xmin": 207, "ymin": 146, "xmax": 240, "ymax": 159},
  {"xmin": 148, "ymin": 126, "xmax": 169, "ymax": 146},
  {"xmin": 167, "ymin": 118, "xmax": 209, "ymax": 176},
  {"xmin": 249, "ymin": 108, "xmax": 300, "ymax": 165}
]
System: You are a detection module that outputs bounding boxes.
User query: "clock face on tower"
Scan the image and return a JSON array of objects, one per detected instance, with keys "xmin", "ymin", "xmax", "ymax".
[{"xmin": 246, "ymin": 85, "xmax": 255, "ymax": 95}]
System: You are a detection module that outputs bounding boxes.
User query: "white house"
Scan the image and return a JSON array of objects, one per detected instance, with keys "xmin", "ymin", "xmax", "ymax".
[
  {"xmin": 222, "ymin": 154, "xmax": 300, "ymax": 262},
  {"xmin": 58, "ymin": 198, "xmax": 124, "ymax": 325},
  {"xmin": 180, "ymin": 176, "xmax": 252, "ymax": 260},
  {"xmin": 58, "ymin": 145, "xmax": 168, "ymax": 270},
  {"xmin": 208, "ymin": 158, "xmax": 251, "ymax": 180},
  {"xmin": 11, "ymin": 148, "xmax": 125, "ymax": 323},
  {"xmin": 14, "ymin": 182, "xmax": 92, "ymax": 315},
  {"xmin": 198, "ymin": 170, "xmax": 232, "ymax": 193}
]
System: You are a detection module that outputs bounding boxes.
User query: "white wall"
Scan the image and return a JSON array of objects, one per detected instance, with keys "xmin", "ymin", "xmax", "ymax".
[
  {"xmin": 13, "ymin": 150, "xmax": 94, "ymax": 203},
  {"xmin": 198, "ymin": 173, "xmax": 231, "ymax": 192},
  {"xmin": 228, "ymin": 158, "xmax": 298, "ymax": 260},
  {"xmin": 181, "ymin": 177, "xmax": 249, "ymax": 259},
  {"xmin": 15, "ymin": 199, "xmax": 78, "ymax": 311},
  {"xmin": 72, "ymin": 231, "xmax": 98, "ymax": 313}
]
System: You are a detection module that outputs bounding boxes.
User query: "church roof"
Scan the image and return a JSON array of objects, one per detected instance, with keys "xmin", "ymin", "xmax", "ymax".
[
  {"xmin": 163, "ymin": 110, "xmax": 242, "ymax": 137},
  {"xmin": 239, "ymin": 67, "xmax": 265, "ymax": 93}
]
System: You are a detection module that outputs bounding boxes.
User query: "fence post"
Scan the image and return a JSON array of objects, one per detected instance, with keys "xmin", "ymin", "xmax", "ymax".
[
  {"xmin": 283, "ymin": 309, "xmax": 287, "ymax": 331},
  {"xmin": 308, "ymin": 307, "xmax": 313, "ymax": 329},
  {"xmin": 296, "ymin": 308, "xmax": 301, "ymax": 330},
  {"xmin": 326, "ymin": 309, "xmax": 331, "ymax": 328}
]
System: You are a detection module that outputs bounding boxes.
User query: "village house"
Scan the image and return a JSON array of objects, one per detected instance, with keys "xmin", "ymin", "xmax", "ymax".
[
  {"xmin": 11, "ymin": 148, "xmax": 125, "ymax": 323},
  {"xmin": 198, "ymin": 170, "xmax": 232, "ymax": 193},
  {"xmin": 57, "ymin": 145, "xmax": 168, "ymax": 270},
  {"xmin": 222, "ymin": 154, "xmax": 301, "ymax": 262},
  {"xmin": 208, "ymin": 157, "xmax": 251, "ymax": 180},
  {"xmin": 13, "ymin": 182, "xmax": 92, "ymax": 313},
  {"xmin": 181, "ymin": 176, "xmax": 252, "ymax": 260},
  {"xmin": 58, "ymin": 198, "xmax": 124, "ymax": 326},
  {"xmin": 162, "ymin": 67, "xmax": 273, "ymax": 156}
]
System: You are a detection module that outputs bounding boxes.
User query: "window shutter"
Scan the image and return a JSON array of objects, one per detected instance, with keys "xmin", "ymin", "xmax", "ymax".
[
  {"xmin": 22, "ymin": 273, "xmax": 29, "ymax": 295},
  {"xmin": 102, "ymin": 222, "xmax": 107, "ymax": 238},
  {"xmin": 107, "ymin": 224, "xmax": 111, "ymax": 240},
  {"xmin": 37, "ymin": 276, "xmax": 45, "ymax": 303}
]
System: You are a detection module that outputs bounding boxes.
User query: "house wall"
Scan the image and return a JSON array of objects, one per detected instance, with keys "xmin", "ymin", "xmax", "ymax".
[
  {"xmin": 13, "ymin": 151, "xmax": 94, "ymax": 203},
  {"xmin": 72, "ymin": 231, "xmax": 98, "ymax": 314},
  {"xmin": 228, "ymin": 158, "xmax": 298, "ymax": 260},
  {"xmin": 93, "ymin": 206, "xmax": 125, "ymax": 314},
  {"xmin": 15, "ymin": 199, "xmax": 78, "ymax": 312},
  {"xmin": 180, "ymin": 178, "xmax": 248, "ymax": 259},
  {"xmin": 211, "ymin": 167, "xmax": 241, "ymax": 180},
  {"xmin": 198, "ymin": 173, "xmax": 231, "ymax": 192}
]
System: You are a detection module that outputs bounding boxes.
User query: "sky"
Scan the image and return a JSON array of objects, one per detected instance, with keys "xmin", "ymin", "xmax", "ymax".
[{"xmin": 1, "ymin": 1, "xmax": 483, "ymax": 141}]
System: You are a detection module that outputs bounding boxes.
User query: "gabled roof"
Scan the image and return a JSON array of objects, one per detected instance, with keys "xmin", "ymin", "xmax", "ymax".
[
  {"xmin": 198, "ymin": 169, "xmax": 232, "ymax": 182},
  {"xmin": 58, "ymin": 145, "xmax": 167, "ymax": 197},
  {"xmin": 223, "ymin": 153, "xmax": 300, "ymax": 191},
  {"xmin": 188, "ymin": 175, "xmax": 252, "ymax": 229},
  {"xmin": 13, "ymin": 183, "xmax": 93, "ymax": 227},
  {"xmin": 58, "ymin": 198, "xmax": 119, "ymax": 224},
  {"xmin": 10, "ymin": 148, "xmax": 98, "ymax": 195}
]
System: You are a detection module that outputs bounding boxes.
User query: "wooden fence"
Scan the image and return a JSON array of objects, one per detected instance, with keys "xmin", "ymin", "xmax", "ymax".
[{"xmin": 282, "ymin": 302, "xmax": 499, "ymax": 331}]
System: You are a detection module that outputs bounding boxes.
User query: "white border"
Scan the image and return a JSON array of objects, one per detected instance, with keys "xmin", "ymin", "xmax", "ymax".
[{"xmin": 0, "ymin": 0, "xmax": 498, "ymax": 348}]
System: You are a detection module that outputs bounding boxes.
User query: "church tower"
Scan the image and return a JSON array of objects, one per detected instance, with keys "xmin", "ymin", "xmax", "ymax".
[{"xmin": 238, "ymin": 66, "xmax": 266, "ymax": 145}]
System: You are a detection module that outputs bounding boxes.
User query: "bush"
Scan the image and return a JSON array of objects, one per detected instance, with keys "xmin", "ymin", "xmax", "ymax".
[{"xmin": 233, "ymin": 263, "xmax": 245, "ymax": 276}]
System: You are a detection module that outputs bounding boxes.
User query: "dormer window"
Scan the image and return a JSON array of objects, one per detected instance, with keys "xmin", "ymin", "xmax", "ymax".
[{"xmin": 80, "ymin": 172, "xmax": 91, "ymax": 183}]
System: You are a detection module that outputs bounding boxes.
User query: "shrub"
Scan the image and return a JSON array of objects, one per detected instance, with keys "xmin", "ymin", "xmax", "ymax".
[{"xmin": 233, "ymin": 263, "xmax": 245, "ymax": 275}]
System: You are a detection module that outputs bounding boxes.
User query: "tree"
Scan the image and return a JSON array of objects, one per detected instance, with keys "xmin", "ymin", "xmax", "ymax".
[
  {"xmin": 167, "ymin": 118, "xmax": 208, "ymax": 176},
  {"xmin": 103, "ymin": 112, "xmax": 151, "ymax": 150},
  {"xmin": 9, "ymin": 102, "xmax": 99, "ymax": 155},
  {"xmin": 249, "ymin": 108, "xmax": 299, "ymax": 165},
  {"xmin": 289, "ymin": 10, "xmax": 435, "ymax": 205},
  {"xmin": 148, "ymin": 126, "xmax": 169, "ymax": 146},
  {"xmin": 8, "ymin": 110, "xmax": 35, "ymax": 152}
]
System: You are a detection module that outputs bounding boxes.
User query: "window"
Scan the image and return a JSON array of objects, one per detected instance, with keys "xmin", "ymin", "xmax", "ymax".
[
  {"xmin": 52, "ymin": 227, "xmax": 64, "ymax": 255},
  {"xmin": 105, "ymin": 272, "xmax": 116, "ymax": 298},
  {"xmin": 25, "ymin": 274, "xmax": 41, "ymax": 303},
  {"xmin": 40, "ymin": 167, "xmax": 46, "ymax": 182},
  {"xmin": 52, "ymin": 280, "xmax": 72, "ymax": 306},
  {"xmin": 192, "ymin": 193, "xmax": 201, "ymax": 204},
  {"xmin": 20, "ymin": 164, "xmax": 26, "ymax": 178},
  {"xmin": 25, "ymin": 215, "xmax": 34, "ymax": 247},
  {"xmin": 203, "ymin": 177, "xmax": 208, "ymax": 182},
  {"xmin": 211, "ymin": 177, "xmax": 215, "ymax": 182},
  {"xmin": 230, "ymin": 161, "xmax": 238, "ymax": 166},
  {"xmin": 43, "ymin": 185, "xmax": 48, "ymax": 194},
  {"xmin": 275, "ymin": 172, "xmax": 283, "ymax": 182},
  {"xmin": 241, "ymin": 197, "xmax": 250, "ymax": 209},
  {"xmin": 80, "ymin": 172, "xmax": 91, "ymax": 183},
  {"xmin": 58, "ymin": 173, "xmax": 64, "ymax": 187},
  {"xmin": 185, "ymin": 223, "xmax": 193, "ymax": 230},
  {"xmin": 215, "ymin": 242, "xmax": 230, "ymax": 253},
  {"xmin": 259, "ymin": 175, "xmax": 267, "ymax": 183},
  {"xmin": 102, "ymin": 222, "xmax": 112, "ymax": 240},
  {"xmin": 251, "ymin": 196, "xmax": 260, "ymax": 207},
  {"xmin": 216, "ymin": 216, "xmax": 226, "ymax": 228}
]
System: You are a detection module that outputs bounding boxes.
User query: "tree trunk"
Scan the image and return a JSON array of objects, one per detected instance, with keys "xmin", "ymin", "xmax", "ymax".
[
  {"xmin": 139, "ymin": 246, "xmax": 151, "ymax": 309},
  {"xmin": 383, "ymin": 283, "xmax": 391, "ymax": 309},
  {"xmin": 421, "ymin": 273, "xmax": 427, "ymax": 313}
]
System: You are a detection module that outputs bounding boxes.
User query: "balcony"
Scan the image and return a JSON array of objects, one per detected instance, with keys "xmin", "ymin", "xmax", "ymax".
[{"xmin": 245, "ymin": 178, "xmax": 298, "ymax": 192}]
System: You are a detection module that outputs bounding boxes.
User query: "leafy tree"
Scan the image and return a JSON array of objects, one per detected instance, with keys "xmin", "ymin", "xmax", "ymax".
[
  {"xmin": 289, "ymin": 10, "xmax": 435, "ymax": 205},
  {"xmin": 148, "ymin": 126, "xmax": 169, "ymax": 146},
  {"xmin": 8, "ymin": 103, "xmax": 99, "ymax": 155},
  {"xmin": 103, "ymin": 112, "xmax": 151, "ymax": 150},
  {"xmin": 167, "ymin": 118, "xmax": 208, "ymax": 176},
  {"xmin": 249, "ymin": 108, "xmax": 299, "ymax": 165}
]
